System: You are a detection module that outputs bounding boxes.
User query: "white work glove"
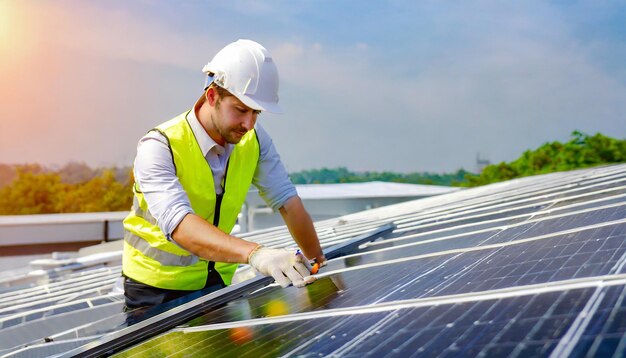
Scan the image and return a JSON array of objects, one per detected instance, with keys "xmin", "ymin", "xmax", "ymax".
[{"xmin": 248, "ymin": 245, "xmax": 316, "ymax": 288}]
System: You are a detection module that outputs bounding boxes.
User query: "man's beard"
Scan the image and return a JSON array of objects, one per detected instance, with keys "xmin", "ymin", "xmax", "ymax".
[
  {"xmin": 223, "ymin": 128, "xmax": 248, "ymax": 144},
  {"xmin": 217, "ymin": 122, "xmax": 248, "ymax": 144}
]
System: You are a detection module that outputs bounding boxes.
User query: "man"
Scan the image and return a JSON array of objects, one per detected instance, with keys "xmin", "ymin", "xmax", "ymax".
[{"xmin": 122, "ymin": 39, "xmax": 325, "ymax": 310}]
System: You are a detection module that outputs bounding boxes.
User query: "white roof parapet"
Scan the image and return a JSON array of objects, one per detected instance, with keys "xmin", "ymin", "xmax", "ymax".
[
  {"xmin": 0, "ymin": 211, "xmax": 128, "ymax": 226},
  {"xmin": 294, "ymin": 181, "xmax": 460, "ymax": 200}
]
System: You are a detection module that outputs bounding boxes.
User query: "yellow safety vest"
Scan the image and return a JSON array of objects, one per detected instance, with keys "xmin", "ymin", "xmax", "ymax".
[{"xmin": 122, "ymin": 111, "xmax": 259, "ymax": 290}]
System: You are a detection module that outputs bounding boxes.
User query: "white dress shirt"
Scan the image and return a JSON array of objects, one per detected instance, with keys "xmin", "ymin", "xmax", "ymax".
[{"xmin": 133, "ymin": 110, "xmax": 297, "ymax": 239}]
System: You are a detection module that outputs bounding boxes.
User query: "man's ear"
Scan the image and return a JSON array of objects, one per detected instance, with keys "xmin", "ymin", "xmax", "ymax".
[{"xmin": 205, "ymin": 87, "xmax": 219, "ymax": 107}]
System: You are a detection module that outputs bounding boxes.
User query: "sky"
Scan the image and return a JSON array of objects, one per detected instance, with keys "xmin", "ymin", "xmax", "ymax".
[{"xmin": 0, "ymin": 0, "xmax": 625, "ymax": 173}]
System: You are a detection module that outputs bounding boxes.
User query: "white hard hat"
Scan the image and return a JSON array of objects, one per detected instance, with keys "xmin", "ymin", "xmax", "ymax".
[{"xmin": 202, "ymin": 39, "xmax": 283, "ymax": 114}]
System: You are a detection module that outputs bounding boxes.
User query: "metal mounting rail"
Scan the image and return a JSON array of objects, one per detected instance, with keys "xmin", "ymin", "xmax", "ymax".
[{"xmin": 61, "ymin": 222, "xmax": 396, "ymax": 358}]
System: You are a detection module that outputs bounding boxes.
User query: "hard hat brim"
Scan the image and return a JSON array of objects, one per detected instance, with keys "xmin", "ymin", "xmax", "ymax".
[{"xmin": 237, "ymin": 94, "xmax": 284, "ymax": 114}]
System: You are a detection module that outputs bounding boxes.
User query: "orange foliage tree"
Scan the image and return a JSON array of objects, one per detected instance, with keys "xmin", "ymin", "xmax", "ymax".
[
  {"xmin": 0, "ymin": 167, "xmax": 133, "ymax": 215},
  {"xmin": 0, "ymin": 168, "xmax": 65, "ymax": 214}
]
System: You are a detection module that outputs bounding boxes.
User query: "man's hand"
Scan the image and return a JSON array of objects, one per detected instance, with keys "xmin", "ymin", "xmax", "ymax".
[
  {"xmin": 248, "ymin": 246, "xmax": 316, "ymax": 288},
  {"xmin": 279, "ymin": 196, "xmax": 325, "ymax": 266}
]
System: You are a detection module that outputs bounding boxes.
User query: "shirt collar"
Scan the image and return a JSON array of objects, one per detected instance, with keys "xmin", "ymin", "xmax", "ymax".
[{"xmin": 186, "ymin": 109, "xmax": 231, "ymax": 157}]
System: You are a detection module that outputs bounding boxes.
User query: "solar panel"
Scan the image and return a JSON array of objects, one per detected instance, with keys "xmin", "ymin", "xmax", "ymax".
[
  {"xmin": 0, "ymin": 302, "xmax": 122, "ymax": 352},
  {"xmin": 154, "ymin": 288, "xmax": 594, "ymax": 357},
  {"xmin": 9, "ymin": 164, "xmax": 626, "ymax": 357}
]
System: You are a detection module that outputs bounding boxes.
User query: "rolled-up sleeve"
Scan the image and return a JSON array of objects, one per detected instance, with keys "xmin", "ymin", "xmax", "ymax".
[
  {"xmin": 252, "ymin": 124, "xmax": 298, "ymax": 210},
  {"xmin": 133, "ymin": 131, "xmax": 193, "ymax": 239}
]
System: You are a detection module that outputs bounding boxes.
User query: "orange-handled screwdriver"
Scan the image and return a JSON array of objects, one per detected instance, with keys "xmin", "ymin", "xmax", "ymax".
[
  {"xmin": 295, "ymin": 249, "xmax": 320, "ymax": 274},
  {"xmin": 310, "ymin": 261, "xmax": 320, "ymax": 275}
]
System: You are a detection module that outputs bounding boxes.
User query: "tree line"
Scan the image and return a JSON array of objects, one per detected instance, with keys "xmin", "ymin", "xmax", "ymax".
[
  {"xmin": 290, "ymin": 167, "xmax": 470, "ymax": 186},
  {"xmin": 462, "ymin": 131, "xmax": 626, "ymax": 186},
  {"xmin": 0, "ymin": 131, "xmax": 624, "ymax": 214}
]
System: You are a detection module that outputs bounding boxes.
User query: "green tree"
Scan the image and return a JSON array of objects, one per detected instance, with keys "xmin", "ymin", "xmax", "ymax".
[
  {"xmin": 463, "ymin": 131, "xmax": 626, "ymax": 187},
  {"xmin": 289, "ymin": 167, "xmax": 469, "ymax": 187}
]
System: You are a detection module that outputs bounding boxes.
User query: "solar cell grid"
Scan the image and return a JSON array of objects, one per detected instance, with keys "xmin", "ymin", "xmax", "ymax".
[
  {"xmin": 188, "ymin": 260, "xmax": 443, "ymax": 326},
  {"xmin": 478, "ymin": 206, "xmax": 626, "ymax": 246},
  {"xmin": 0, "ymin": 295, "xmax": 119, "ymax": 332},
  {"xmin": 461, "ymin": 169, "xmax": 623, "ymax": 204},
  {"xmin": 481, "ymin": 173, "xmax": 626, "ymax": 206},
  {"xmin": 106, "ymin": 220, "xmax": 624, "ymax": 343},
  {"xmin": 360, "ymin": 231, "xmax": 499, "ymax": 258},
  {"xmin": 112, "ymin": 289, "xmax": 596, "ymax": 358},
  {"xmin": 570, "ymin": 285, "xmax": 626, "ymax": 357},
  {"xmin": 24, "ymin": 310, "xmax": 45, "ymax": 322},
  {"xmin": 393, "ymin": 201, "xmax": 537, "ymax": 232},
  {"xmin": 348, "ymin": 225, "xmax": 626, "ymax": 286},
  {"xmin": 426, "ymin": 228, "xmax": 626, "ymax": 298},
  {"xmin": 0, "ymin": 301, "xmax": 123, "ymax": 353},
  {"xmin": 394, "ymin": 215, "xmax": 533, "ymax": 239},
  {"xmin": 3, "ymin": 336, "xmax": 100, "ymax": 358},
  {"xmin": 392, "ymin": 184, "xmax": 626, "ymax": 238},
  {"xmin": 375, "ymin": 200, "xmax": 626, "ymax": 254},
  {"xmin": 385, "ymin": 225, "xmax": 507, "ymax": 249},
  {"xmin": 549, "ymin": 178, "xmax": 626, "ymax": 198},
  {"xmin": 0, "ymin": 268, "xmax": 120, "ymax": 305},
  {"xmin": 258, "ymin": 219, "xmax": 390, "ymax": 251},
  {"xmin": 128, "ymin": 218, "xmax": 626, "ymax": 334},
  {"xmin": 0, "ymin": 282, "xmax": 117, "ymax": 317},
  {"xmin": 545, "ymin": 188, "xmax": 626, "ymax": 211},
  {"xmin": 49, "ymin": 312, "xmax": 128, "ymax": 342},
  {"xmin": 0, "ymin": 317, "xmax": 22, "ymax": 330}
]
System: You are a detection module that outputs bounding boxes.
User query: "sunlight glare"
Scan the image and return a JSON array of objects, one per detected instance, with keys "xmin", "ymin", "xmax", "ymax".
[
  {"xmin": 0, "ymin": 1, "xmax": 15, "ymax": 50},
  {"xmin": 0, "ymin": 1, "xmax": 37, "ymax": 71}
]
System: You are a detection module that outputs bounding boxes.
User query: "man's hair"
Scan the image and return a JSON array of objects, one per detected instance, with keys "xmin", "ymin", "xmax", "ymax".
[
  {"xmin": 199, "ymin": 82, "xmax": 233, "ymax": 108},
  {"xmin": 208, "ymin": 83, "xmax": 233, "ymax": 99}
]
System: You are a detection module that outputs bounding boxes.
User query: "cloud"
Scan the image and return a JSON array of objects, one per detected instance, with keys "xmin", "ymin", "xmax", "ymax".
[
  {"xmin": 259, "ymin": 3, "xmax": 626, "ymax": 172},
  {"xmin": 355, "ymin": 42, "xmax": 369, "ymax": 51}
]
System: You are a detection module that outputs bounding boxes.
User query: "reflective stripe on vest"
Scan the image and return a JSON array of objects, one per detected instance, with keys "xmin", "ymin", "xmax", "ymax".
[
  {"xmin": 131, "ymin": 196, "xmax": 157, "ymax": 226},
  {"xmin": 124, "ymin": 230, "xmax": 199, "ymax": 266}
]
